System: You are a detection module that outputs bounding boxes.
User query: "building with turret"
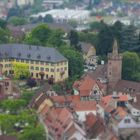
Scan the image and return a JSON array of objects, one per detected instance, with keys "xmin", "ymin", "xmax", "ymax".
[{"xmin": 107, "ymin": 40, "xmax": 123, "ymax": 87}]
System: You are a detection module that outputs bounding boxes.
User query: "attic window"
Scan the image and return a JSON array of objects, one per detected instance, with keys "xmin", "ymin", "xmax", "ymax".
[
  {"xmin": 27, "ymin": 54, "xmax": 31, "ymax": 58},
  {"xmin": 17, "ymin": 52, "xmax": 21, "ymax": 57},
  {"xmin": 47, "ymin": 56, "xmax": 51, "ymax": 60},
  {"xmin": 124, "ymin": 119, "xmax": 130, "ymax": 123},
  {"xmin": 5, "ymin": 52, "xmax": 8, "ymax": 57},
  {"xmin": 37, "ymin": 55, "xmax": 41, "ymax": 59}
]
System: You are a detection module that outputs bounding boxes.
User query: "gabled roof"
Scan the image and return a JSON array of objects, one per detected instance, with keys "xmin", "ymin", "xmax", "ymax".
[
  {"xmin": 0, "ymin": 44, "xmax": 67, "ymax": 63},
  {"xmin": 85, "ymin": 113, "xmax": 105, "ymax": 139},
  {"xmin": 111, "ymin": 107, "xmax": 128, "ymax": 124},
  {"xmin": 73, "ymin": 75, "xmax": 98, "ymax": 96}
]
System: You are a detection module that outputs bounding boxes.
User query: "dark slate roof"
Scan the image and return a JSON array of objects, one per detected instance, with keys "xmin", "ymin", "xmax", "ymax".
[
  {"xmin": 0, "ymin": 44, "xmax": 67, "ymax": 63},
  {"xmin": 114, "ymin": 80, "xmax": 140, "ymax": 94}
]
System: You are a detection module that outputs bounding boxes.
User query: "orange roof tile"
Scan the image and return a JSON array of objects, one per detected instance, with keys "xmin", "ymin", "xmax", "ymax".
[
  {"xmin": 73, "ymin": 101, "xmax": 96, "ymax": 111},
  {"xmin": 101, "ymin": 95, "xmax": 128, "ymax": 105},
  {"xmin": 85, "ymin": 113, "xmax": 97, "ymax": 128},
  {"xmin": 50, "ymin": 95, "xmax": 80, "ymax": 104}
]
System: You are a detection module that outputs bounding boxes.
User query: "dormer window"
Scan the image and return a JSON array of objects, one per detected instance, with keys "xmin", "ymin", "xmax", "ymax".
[
  {"xmin": 47, "ymin": 56, "xmax": 51, "ymax": 60},
  {"xmin": 27, "ymin": 54, "xmax": 31, "ymax": 58},
  {"xmin": 17, "ymin": 52, "xmax": 21, "ymax": 57},
  {"xmin": 5, "ymin": 52, "xmax": 8, "ymax": 57},
  {"xmin": 37, "ymin": 55, "xmax": 41, "ymax": 59}
]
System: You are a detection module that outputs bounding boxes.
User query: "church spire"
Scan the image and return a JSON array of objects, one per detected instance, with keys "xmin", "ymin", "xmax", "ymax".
[{"xmin": 112, "ymin": 39, "xmax": 118, "ymax": 54}]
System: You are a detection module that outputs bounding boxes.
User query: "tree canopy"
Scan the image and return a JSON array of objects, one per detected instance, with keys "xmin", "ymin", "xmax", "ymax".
[{"xmin": 122, "ymin": 51, "xmax": 140, "ymax": 82}]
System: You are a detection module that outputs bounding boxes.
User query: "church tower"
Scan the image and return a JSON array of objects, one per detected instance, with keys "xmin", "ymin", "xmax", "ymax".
[{"xmin": 107, "ymin": 39, "xmax": 122, "ymax": 85}]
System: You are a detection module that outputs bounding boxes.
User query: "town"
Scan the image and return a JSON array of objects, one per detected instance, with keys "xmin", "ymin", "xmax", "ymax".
[{"xmin": 0, "ymin": 0, "xmax": 140, "ymax": 140}]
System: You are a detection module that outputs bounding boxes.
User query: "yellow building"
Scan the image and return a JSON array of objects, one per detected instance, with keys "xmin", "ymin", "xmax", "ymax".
[{"xmin": 0, "ymin": 44, "xmax": 68, "ymax": 82}]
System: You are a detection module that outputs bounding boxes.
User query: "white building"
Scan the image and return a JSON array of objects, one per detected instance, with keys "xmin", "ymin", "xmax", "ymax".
[
  {"xmin": 17, "ymin": 0, "xmax": 34, "ymax": 6},
  {"xmin": 31, "ymin": 9, "xmax": 90, "ymax": 23}
]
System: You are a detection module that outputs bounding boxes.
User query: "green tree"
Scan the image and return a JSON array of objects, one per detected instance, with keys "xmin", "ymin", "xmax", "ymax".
[
  {"xmin": 120, "ymin": 25, "xmax": 140, "ymax": 51},
  {"xmin": 111, "ymin": 20, "xmax": 123, "ymax": 47},
  {"xmin": 18, "ymin": 125, "xmax": 46, "ymax": 140},
  {"xmin": 59, "ymin": 46, "xmax": 84, "ymax": 78},
  {"xmin": 21, "ymin": 91, "xmax": 35, "ymax": 105},
  {"xmin": 48, "ymin": 29, "xmax": 64, "ymax": 47},
  {"xmin": 90, "ymin": 21, "xmax": 104, "ymax": 31},
  {"xmin": 68, "ymin": 30, "xmax": 79, "ymax": 47},
  {"xmin": 43, "ymin": 14, "xmax": 54, "ymax": 23},
  {"xmin": 96, "ymin": 23, "xmax": 114, "ymax": 55},
  {"xmin": 7, "ymin": 7, "xmax": 23, "ymax": 19},
  {"xmin": 13, "ymin": 62, "xmax": 30, "ymax": 79},
  {"xmin": 25, "ymin": 24, "xmax": 51, "ymax": 46},
  {"xmin": 0, "ymin": 28, "xmax": 10, "ymax": 44},
  {"xmin": 122, "ymin": 51, "xmax": 140, "ymax": 82},
  {"xmin": 0, "ymin": 19, "xmax": 7, "ymax": 29},
  {"xmin": 0, "ymin": 114, "xmax": 17, "ymax": 135},
  {"xmin": 1, "ymin": 99, "xmax": 26, "ymax": 114},
  {"xmin": 8, "ymin": 17, "xmax": 27, "ymax": 26}
]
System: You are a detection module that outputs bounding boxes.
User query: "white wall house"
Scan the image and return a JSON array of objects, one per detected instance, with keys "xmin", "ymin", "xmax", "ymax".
[{"xmin": 119, "ymin": 115, "xmax": 140, "ymax": 129}]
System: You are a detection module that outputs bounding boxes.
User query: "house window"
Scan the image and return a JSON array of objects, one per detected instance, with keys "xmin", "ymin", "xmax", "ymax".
[
  {"xmin": 26, "ymin": 60, "xmax": 29, "ymax": 63},
  {"xmin": 27, "ymin": 54, "xmax": 31, "ymax": 58},
  {"xmin": 40, "ymin": 67, "xmax": 44, "ymax": 71},
  {"xmin": 64, "ymin": 67, "xmax": 67, "ymax": 71},
  {"xmin": 30, "ymin": 66, "xmax": 34, "ymax": 70},
  {"xmin": 124, "ymin": 119, "xmax": 130, "ymax": 123},
  {"xmin": 5, "ymin": 82, "xmax": 9, "ymax": 86},
  {"xmin": 41, "ymin": 62, "xmax": 44, "ymax": 65},
  {"xmin": 46, "ymin": 74, "xmax": 48, "ymax": 79},
  {"xmin": 36, "ymin": 73, "xmax": 38, "ymax": 78},
  {"xmin": 36, "ymin": 61, "xmax": 39, "ymax": 64},
  {"xmin": 31, "ymin": 61, "xmax": 34, "ymax": 64},
  {"xmin": 45, "ymin": 68, "xmax": 49, "ymax": 72},
  {"xmin": 31, "ymin": 73, "xmax": 33, "ymax": 77},
  {"xmin": 57, "ymin": 68, "xmax": 59, "ymax": 72},
  {"xmin": 51, "ymin": 69, "xmax": 54, "ymax": 72},
  {"xmin": 36, "ymin": 67, "xmax": 39, "ymax": 70}
]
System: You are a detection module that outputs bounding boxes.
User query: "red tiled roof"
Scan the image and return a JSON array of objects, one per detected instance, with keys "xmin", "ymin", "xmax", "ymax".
[
  {"xmin": 50, "ymin": 95, "xmax": 80, "ymax": 103},
  {"xmin": 73, "ymin": 101, "xmax": 96, "ymax": 111},
  {"xmin": 85, "ymin": 113, "xmax": 97, "ymax": 129},
  {"xmin": 101, "ymin": 95, "xmax": 128, "ymax": 105},
  {"xmin": 73, "ymin": 75, "xmax": 98, "ymax": 96}
]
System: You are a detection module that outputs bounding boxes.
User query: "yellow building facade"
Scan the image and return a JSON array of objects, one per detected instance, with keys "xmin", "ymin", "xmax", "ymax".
[{"xmin": 0, "ymin": 44, "xmax": 68, "ymax": 82}]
